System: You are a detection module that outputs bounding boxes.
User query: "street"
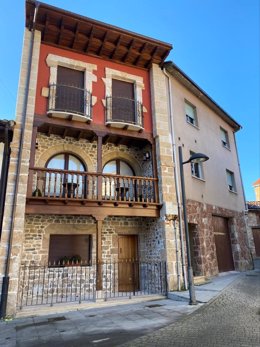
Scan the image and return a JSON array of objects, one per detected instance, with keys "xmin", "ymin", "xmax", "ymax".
[{"xmin": 0, "ymin": 270, "xmax": 259, "ymax": 347}]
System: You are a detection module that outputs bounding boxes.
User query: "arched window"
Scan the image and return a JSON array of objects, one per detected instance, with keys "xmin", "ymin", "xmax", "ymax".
[
  {"xmin": 45, "ymin": 153, "xmax": 86, "ymax": 198},
  {"xmin": 102, "ymin": 160, "xmax": 135, "ymax": 199},
  {"xmin": 103, "ymin": 159, "xmax": 134, "ymax": 176}
]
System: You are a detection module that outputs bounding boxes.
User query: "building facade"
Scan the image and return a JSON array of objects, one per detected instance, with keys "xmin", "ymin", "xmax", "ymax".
[
  {"xmin": 0, "ymin": 1, "xmax": 252, "ymax": 317},
  {"xmin": 162, "ymin": 62, "xmax": 252, "ymax": 277}
]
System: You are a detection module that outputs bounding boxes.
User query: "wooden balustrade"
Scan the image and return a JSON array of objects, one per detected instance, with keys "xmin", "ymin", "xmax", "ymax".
[{"xmin": 28, "ymin": 167, "xmax": 159, "ymax": 204}]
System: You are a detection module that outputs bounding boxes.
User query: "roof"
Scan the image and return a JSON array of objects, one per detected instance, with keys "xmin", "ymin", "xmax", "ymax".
[
  {"xmin": 247, "ymin": 201, "xmax": 260, "ymax": 210},
  {"xmin": 26, "ymin": 0, "xmax": 172, "ymax": 69},
  {"xmin": 163, "ymin": 61, "xmax": 242, "ymax": 132},
  {"xmin": 253, "ymin": 178, "xmax": 260, "ymax": 186}
]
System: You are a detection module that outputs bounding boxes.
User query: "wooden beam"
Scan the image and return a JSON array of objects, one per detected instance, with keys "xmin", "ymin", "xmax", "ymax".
[
  {"xmin": 134, "ymin": 42, "xmax": 147, "ymax": 66},
  {"xmin": 145, "ymin": 46, "xmax": 158, "ymax": 68},
  {"xmin": 47, "ymin": 126, "xmax": 53, "ymax": 137},
  {"xmin": 62, "ymin": 128, "xmax": 68, "ymax": 139},
  {"xmin": 72, "ymin": 22, "xmax": 79, "ymax": 49},
  {"xmin": 57, "ymin": 17, "xmax": 64, "ymax": 45},
  {"xmin": 123, "ymin": 39, "xmax": 135, "ymax": 62},
  {"xmin": 97, "ymin": 135, "xmax": 103, "ymax": 201},
  {"xmin": 98, "ymin": 31, "xmax": 109, "ymax": 56},
  {"xmin": 77, "ymin": 130, "xmax": 83, "ymax": 141},
  {"xmin": 85, "ymin": 26, "xmax": 94, "ymax": 52},
  {"xmin": 42, "ymin": 14, "xmax": 49, "ymax": 41},
  {"xmin": 110, "ymin": 35, "xmax": 122, "ymax": 59}
]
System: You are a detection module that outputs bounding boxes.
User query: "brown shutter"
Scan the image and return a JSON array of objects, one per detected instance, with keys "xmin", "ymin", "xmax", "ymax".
[
  {"xmin": 112, "ymin": 79, "xmax": 135, "ymax": 123},
  {"xmin": 56, "ymin": 66, "xmax": 85, "ymax": 115}
]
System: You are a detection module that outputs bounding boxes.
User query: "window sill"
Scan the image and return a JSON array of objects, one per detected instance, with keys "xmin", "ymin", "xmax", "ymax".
[
  {"xmin": 192, "ymin": 175, "xmax": 205, "ymax": 182},
  {"xmin": 186, "ymin": 120, "xmax": 199, "ymax": 130},
  {"xmin": 47, "ymin": 110, "xmax": 92, "ymax": 123},
  {"xmin": 106, "ymin": 120, "xmax": 144, "ymax": 132},
  {"xmin": 222, "ymin": 144, "xmax": 231, "ymax": 151},
  {"xmin": 228, "ymin": 189, "xmax": 237, "ymax": 194}
]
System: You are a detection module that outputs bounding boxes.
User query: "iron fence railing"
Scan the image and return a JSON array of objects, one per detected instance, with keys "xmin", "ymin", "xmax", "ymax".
[
  {"xmin": 48, "ymin": 83, "xmax": 92, "ymax": 120},
  {"xmin": 106, "ymin": 96, "xmax": 143, "ymax": 128},
  {"xmin": 17, "ymin": 260, "xmax": 167, "ymax": 309}
]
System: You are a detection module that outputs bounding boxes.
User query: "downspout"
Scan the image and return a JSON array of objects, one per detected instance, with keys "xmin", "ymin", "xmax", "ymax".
[
  {"xmin": 163, "ymin": 68, "xmax": 188, "ymax": 290},
  {"xmin": 0, "ymin": 122, "xmax": 13, "ymax": 240},
  {"xmin": 0, "ymin": 2, "xmax": 39, "ymax": 319}
]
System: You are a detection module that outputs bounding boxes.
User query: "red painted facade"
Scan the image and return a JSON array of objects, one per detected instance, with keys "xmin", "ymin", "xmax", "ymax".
[{"xmin": 35, "ymin": 44, "xmax": 153, "ymax": 133}]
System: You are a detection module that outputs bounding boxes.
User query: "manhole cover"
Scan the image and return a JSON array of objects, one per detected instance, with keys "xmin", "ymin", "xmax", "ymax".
[
  {"xmin": 48, "ymin": 316, "xmax": 66, "ymax": 322},
  {"xmin": 146, "ymin": 304, "xmax": 163, "ymax": 308}
]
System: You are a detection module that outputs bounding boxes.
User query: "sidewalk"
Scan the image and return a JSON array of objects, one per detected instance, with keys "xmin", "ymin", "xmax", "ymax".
[{"xmin": 0, "ymin": 271, "xmax": 243, "ymax": 347}]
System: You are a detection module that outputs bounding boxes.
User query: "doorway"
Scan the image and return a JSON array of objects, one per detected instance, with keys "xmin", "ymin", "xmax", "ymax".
[
  {"xmin": 213, "ymin": 216, "xmax": 234, "ymax": 272},
  {"xmin": 252, "ymin": 228, "xmax": 260, "ymax": 257},
  {"xmin": 118, "ymin": 235, "xmax": 139, "ymax": 291}
]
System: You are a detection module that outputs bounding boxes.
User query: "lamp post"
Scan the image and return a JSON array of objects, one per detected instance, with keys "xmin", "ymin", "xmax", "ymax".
[{"xmin": 178, "ymin": 146, "xmax": 209, "ymax": 305}]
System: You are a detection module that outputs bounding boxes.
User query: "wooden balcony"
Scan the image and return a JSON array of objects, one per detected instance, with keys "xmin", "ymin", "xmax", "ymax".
[{"xmin": 26, "ymin": 168, "xmax": 161, "ymax": 218}]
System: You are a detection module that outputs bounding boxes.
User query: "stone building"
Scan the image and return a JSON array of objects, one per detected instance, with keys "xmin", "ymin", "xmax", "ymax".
[
  {"xmin": 246, "ymin": 179, "xmax": 260, "ymax": 258},
  {"xmin": 0, "ymin": 1, "xmax": 252, "ymax": 317}
]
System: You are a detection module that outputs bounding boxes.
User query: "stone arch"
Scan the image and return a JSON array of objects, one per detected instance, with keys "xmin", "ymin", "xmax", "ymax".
[
  {"xmin": 36, "ymin": 143, "xmax": 95, "ymax": 172},
  {"xmin": 102, "ymin": 151, "xmax": 142, "ymax": 176}
]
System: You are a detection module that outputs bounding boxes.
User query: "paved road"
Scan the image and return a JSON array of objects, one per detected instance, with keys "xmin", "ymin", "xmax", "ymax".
[
  {"xmin": 122, "ymin": 272, "xmax": 260, "ymax": 347},
  {"xmin": 0, "ymin": 271, "xmax": 258, "ymax": 347}
]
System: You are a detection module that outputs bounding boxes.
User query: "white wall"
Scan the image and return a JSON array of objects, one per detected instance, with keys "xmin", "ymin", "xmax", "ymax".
[{"xmin": 170, "ymin": 76, "xmax": 245, "ymax": 212}]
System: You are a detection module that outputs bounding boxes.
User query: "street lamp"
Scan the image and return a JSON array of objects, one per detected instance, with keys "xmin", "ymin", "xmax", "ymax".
[{"xmin": 178, "ymin": 146, "xmax": 209, "ymax": 305}]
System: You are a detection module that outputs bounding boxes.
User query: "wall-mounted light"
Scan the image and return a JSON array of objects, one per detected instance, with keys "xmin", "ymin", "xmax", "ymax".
[{"xmin": 143, "ymin": 151, "xmax": 151, "ymax": 161}]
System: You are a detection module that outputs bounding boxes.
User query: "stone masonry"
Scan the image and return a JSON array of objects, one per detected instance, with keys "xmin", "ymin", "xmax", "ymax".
[
  {"xmin": 0, "ymin": 29, "xmax": 41, "ymax": 317},
  {"xmin": 187, "ymin": 199, "xmax": 252, "ymax": 277}
]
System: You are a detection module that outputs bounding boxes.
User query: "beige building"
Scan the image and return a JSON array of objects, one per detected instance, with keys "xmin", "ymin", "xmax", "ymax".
[{"xmin": 162, "ymin": 62, "xmax": 252, "ymax": 277}]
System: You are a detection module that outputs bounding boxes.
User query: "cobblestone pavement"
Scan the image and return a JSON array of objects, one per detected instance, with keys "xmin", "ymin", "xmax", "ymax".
[{"xmin": 121, "ymin": 272, "xmax": 260, "ymax": 347}]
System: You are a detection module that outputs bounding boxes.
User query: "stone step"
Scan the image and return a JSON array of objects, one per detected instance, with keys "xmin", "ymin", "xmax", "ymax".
[{"xmin": 194, "ymin": 276, "xmax": 211, "ymax": 286}]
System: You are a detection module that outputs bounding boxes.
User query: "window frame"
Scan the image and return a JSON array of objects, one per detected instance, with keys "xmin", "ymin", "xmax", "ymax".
[
  {"xmin": 226, "ymin": 169, "xmax": 237, "ymax": 193},
  {"xmin": 190, "ymin": 151, "xmax": 205, "ymax": 180},
  {"xmin": 185, "ymin": 100, "xmax": 198, "ymax": 127},
  {"xmin": 48, "ymin": 234, "xmax": 92, "ymax": 267},
  {"xmin": 220, "ymin": 127, "xmax": 230, "ymax": 149}
]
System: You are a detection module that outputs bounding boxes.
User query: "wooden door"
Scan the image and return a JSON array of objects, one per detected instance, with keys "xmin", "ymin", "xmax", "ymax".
[
  {"xmin": 118, "ymin": 235, "xmax": 139, "ymax": 291},
  {"xmin": 112, "ymin": 79, "xmax": 135, "ymax": 123},
  {"xmin": 252, "ymin": 228, "xmax": 260, "ymax": 257},
  {"xmin": 213, "ymin": 216, "xmax": 234, "ymax": 272}
]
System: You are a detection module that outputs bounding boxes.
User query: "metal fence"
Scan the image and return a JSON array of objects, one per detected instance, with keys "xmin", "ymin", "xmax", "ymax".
[{"xmin": 17, "ymin": 260, "xmax": 167, "ymax": 309}]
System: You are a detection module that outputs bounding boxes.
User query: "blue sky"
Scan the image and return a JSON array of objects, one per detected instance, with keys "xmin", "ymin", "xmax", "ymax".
[{"xmin": 0, "ymin": 0, "xmax": 259, "ymax": 200}]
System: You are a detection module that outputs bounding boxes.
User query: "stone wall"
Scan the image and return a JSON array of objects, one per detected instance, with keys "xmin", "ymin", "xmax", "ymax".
[
  {"xmin": 35, "ymin": 133, "xmax": 153, "ymax": 177},
  {"xmin": 246, "ymin": 209, "xmax": 260, "ymax": 257},
  {"xmin": 186, "ymin": 199, "xmax": 252, "ymax": 277},
  {"xmin": 0, "ymin": 29, "xmax": 41, "ymax": 317}
]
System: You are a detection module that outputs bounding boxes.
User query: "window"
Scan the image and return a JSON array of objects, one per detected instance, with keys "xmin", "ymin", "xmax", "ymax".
[
  {"xmin": 220, "ymin": 127, "xmax": 230, "ymax": 149},
  {"xmin": 46, "ymin": 54, "xmax": 97, "ymax": 121},
  {"xmin": 104, "ymin": 68, "xmax": 144, "ymax": 129},
  {"xmin": 190, "ymin": 151, "xmax": 204, "ymax": 179},
  {"xmin": 226, "ymin": 169, "xmax": 236, "ymax": 192},
  {"xmin": 111, "ymin": 79, "xmax": 135, "ymax": 123},
  {"xmin": 48, "ymin": 234, "xmax": 92, "ymax": 265},
  {"xmin": 185, "ymin": 101, "xmax": 198, "ymax": 126},
  {"xmin": 55, "ymin": 66, "xmax": 85, "ymax": 115},
  {"xmin": 45, "ymin": 153, "xmax": 86, "ymax": 197},
  {"xmin": 102, "ymin": 160, "xmax": 135, "ymax": 199}
]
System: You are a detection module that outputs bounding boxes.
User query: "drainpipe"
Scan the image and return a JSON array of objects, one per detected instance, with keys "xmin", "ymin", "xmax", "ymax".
[
  {"xmin": 0, "ymin": 121, "xmax": 14, "ymax": 240},
  {"xmin": 163, "ymin": 68, "xmax": 188, "ymax": 290},
  {"xmin": 0, "ymin": 2, "xmax": 39, "ymax": 319}
]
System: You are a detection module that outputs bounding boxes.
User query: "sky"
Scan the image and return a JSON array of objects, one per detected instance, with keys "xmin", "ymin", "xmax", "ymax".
[{"xmin": 0, "ymin": 0, "xmax": 259, "ymax": 200}]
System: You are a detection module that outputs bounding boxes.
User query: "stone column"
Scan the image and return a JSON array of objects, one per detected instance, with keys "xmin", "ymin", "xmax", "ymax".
[
  {"xmin": 0, "ymin": 28, "xmax": 41, "ymax": 316},
  {"xmin": 149, "ymin": 64, "xmax": 179, "ymax": 290}
]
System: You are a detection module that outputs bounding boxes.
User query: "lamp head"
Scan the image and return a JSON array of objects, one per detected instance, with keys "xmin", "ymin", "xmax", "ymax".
[{"xmin": 183, "ymin": 152, "xmax": 209, "ymax": 165}]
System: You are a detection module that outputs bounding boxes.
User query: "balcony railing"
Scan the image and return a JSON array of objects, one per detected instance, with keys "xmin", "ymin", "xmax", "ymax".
[
  {"xmin": 48, "ymin": 83, "xmax": 92, "ymax": 120},
  {"xmin": 28, "ymin": 168, "xmax": 159, "ymax": 204},
  {"xmin": 106, "ymin": 96, "xmax": 143, "ymax": 129}
]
